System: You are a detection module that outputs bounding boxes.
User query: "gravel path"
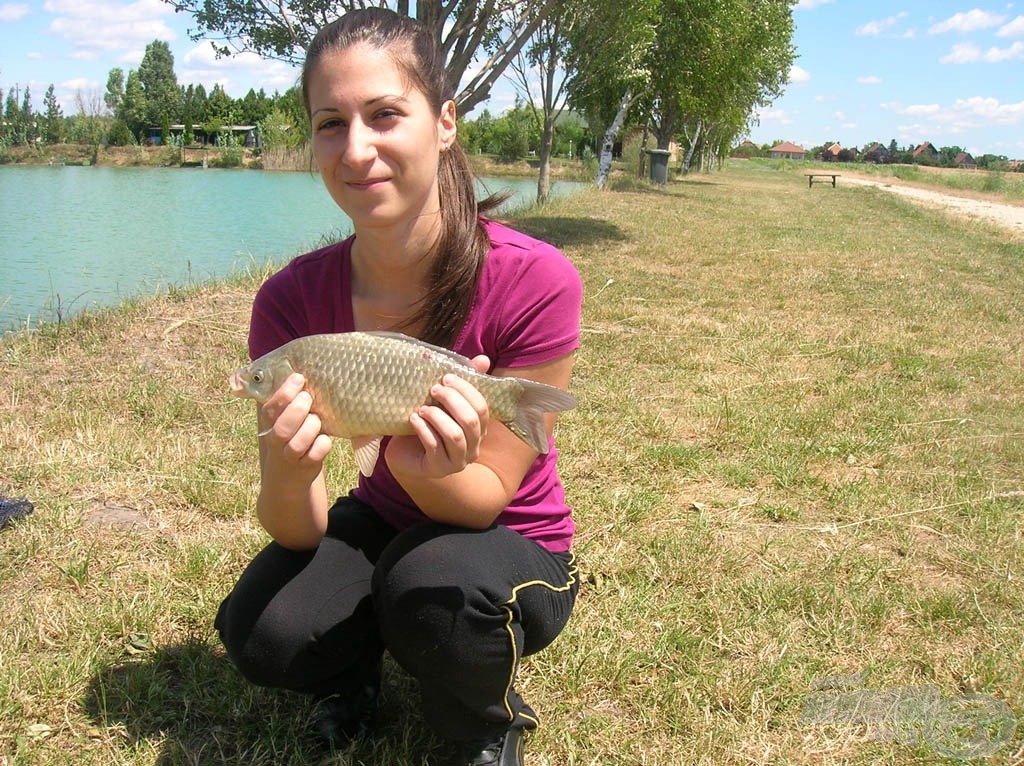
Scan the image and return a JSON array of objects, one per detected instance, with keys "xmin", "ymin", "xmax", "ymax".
[{"xmin": 841, "ymin": 176, "xmax": 1024, "ymax": 237}]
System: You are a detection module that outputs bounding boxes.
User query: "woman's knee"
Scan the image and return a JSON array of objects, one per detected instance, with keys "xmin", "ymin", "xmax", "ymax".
[
  {"xmin": 216, "ymin": 593, "xmax": 310, "ymax": 689},
  {"xmin": 372, "ymin": 527, "xmax": 496, "ymax": 664}
]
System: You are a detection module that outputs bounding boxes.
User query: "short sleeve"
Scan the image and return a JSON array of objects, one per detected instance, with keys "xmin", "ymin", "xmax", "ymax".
[
  {"xmin": 458, "ymin": 221, "xmax": 582, "ymax": 370},
  {"xmin": 493, "ymin": 241, "xmax": 582, "ymax": 369},
  {"xmin": 246, "ymin": 240, "xmax": 353, "ymax": 360}
]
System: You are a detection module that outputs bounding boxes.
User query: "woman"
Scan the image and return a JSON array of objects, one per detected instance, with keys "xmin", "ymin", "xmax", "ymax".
[{"xmin": 215, "ymin": 8, "xmax": 582, "ymax": 765}]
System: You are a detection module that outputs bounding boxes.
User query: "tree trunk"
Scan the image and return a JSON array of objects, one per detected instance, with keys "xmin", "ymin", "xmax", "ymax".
[
  {"xmin": 537, "ymin": 114, "xmax": 555, "ymax": 204},
  {"xmin": 637, "ymin": 125, "xmax": 649, "ymax": 178},
  {"xmin": 596, "ymin": 89, "xmax": 634, "ymax": 190},
  {"xmin": 682, "ymin": 119, "xmax": 702, "ymax": 174}
]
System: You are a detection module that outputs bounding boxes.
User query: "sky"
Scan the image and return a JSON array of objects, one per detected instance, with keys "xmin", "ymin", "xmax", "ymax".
[
  {"xmin": 748, "ymin": 0, "xmax": 1024, "ymax": 157},
  {"xmin": 1, "ymin": 0, "xmax": 1022, "ymax": 158}
]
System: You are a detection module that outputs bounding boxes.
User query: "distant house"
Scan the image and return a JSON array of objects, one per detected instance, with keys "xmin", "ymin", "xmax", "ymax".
[
  {"xmin": 955, "ymin": 152, "xmax": 977, "ymax": 169},
  {"xmin": 730, "ymin": 140, "xmax": 761, "ymax": 158},
  {"xmin": 912, "ymin": 142, "xmax": 939, "ymax": 162},
  {"xmin": 861, "ymin": 142, "xmax": 891, "ymax": 164},
  {"xmin": 824, "ymin": 143, "xmax": 843, "ymax": 160},
  {"xmin": 770, "ymin": 142, "xmax": 806, "ymax": 160},
  {"xmin": 148, "ymin": 124, "xmax": 261, "ymax": 148}
]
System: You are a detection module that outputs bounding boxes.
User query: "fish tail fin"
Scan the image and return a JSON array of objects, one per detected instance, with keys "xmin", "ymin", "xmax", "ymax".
[{"xmin": 506, "ymin": 381, "xmax": 577, "ymax": 454}]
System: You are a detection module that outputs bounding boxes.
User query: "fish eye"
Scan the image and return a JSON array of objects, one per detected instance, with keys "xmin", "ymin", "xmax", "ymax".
[{"xmin": 252, "ymin": 371, "xmax": 264, "ymax": 383}]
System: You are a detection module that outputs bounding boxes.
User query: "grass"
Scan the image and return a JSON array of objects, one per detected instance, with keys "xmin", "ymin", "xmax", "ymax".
[
  {"xmin": 2, "ymin": 160, "xmax": 1023, "ymax": 765},
  {"xmin": 757, "ymin": 158, "xmax": 1024, "ymax": 203}
]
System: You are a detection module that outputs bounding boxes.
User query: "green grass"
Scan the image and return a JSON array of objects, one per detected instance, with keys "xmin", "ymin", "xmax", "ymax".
[
  {"xmin": 766, "ymin": 157, "xmax": 1024, "ymax": 202},
  {"xmin": 2, "ymin": 161, "xmax": 1023, "ymax": 764}
]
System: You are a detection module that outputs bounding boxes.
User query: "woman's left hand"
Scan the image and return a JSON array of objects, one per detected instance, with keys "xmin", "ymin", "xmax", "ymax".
[{"xmin": 385, "ymin": 355, "xmax": 491, "ymax": 478}]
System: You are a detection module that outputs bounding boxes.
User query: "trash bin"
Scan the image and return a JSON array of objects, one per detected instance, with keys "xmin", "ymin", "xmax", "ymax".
[{"xmin": 646, "ymin": 149, "xmax": 672, "ymax": 185}]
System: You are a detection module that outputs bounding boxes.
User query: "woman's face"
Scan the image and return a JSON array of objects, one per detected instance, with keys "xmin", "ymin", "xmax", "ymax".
[{"xmin": 306, "ymin": 42, "xmax": 457, "ymax": 233}]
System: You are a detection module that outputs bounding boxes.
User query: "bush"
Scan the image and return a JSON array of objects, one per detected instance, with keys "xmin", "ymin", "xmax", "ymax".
[{"xmin": 107, "ymin": 120, "xmax": 134, "ymax": 147}]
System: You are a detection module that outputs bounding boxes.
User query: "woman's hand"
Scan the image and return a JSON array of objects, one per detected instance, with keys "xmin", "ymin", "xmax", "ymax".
[
  {"xmin": 258, "ymin": 373, "xmax": 333, "ymax": 482},
  {"xmin": 254, "ymin": 372, "xmax": 333, "ymax": 550},
  {"xmin": 385, "ymin": 356, "xmax": 491, "ymax": 479}
]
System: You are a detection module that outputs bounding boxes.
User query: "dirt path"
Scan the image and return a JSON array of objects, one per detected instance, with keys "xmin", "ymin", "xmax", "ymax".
[{"xmin": 842, "ymin": 176, "xmax": 1024, "ymax": 237}]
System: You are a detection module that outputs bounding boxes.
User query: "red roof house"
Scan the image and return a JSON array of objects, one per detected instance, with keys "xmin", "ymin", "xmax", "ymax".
[{"xmin": 770, "ymin": 142, "xmax": 807, "ymax": 161}]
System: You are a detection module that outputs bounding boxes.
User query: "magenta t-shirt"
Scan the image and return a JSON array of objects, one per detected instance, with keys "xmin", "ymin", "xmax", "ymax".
[{"xmin": 247, "ymin": 219, "xmax": 582, "ymax": 552}]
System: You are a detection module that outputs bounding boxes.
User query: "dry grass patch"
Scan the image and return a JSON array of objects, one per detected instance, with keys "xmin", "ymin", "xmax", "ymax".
[{"xmin": 3, "ymin": 161, "xmax": 1023, "ymax": 764}]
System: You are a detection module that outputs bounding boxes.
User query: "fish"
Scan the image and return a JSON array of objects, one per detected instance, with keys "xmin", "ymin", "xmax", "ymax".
[{"xmin": 229, "ymin": 331, "xmax": 577, "ymax": 477}]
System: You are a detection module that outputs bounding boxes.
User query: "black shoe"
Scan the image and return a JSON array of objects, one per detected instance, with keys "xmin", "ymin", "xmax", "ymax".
[
  {"xmin": 311, "ymin": 680, "xmax": 379, "ymax": 749},
  {"xmin": 458, "ymin": 725, "xmax": 526, "ymax": 766}
]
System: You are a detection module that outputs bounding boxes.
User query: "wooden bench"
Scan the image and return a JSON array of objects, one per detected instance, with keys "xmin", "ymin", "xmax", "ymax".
[{"xmin": 805, "ymin": 172, "xmax": 840, "ymax": 188}]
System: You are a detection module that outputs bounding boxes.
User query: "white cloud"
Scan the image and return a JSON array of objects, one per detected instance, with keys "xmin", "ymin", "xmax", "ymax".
[
  {"xmin": 181, "ymin": 43, "xmax": 300, "ymax": 96},
  {"xmin": 789, "ymin": 65, "xmax": 811, "ymax": 84},
  {"xmin": 44, "ymin": 0, "xmax": 177, "ymax": 52},
  {"xmin": 940, "ymin": 40, "xmax": 1024, "ymax": 63},
  {"xmin": 884, "ymin": 96, "xmax": 1024, "ymax": 135},
  {"xmin": 983, "ymin": 41, "xmax": 1024, "ymax": 61},
  {"xmin": 998, "ymin": 16, "xmax": 1024, "ymax": 37},
  {"xmin": 928, "ymin": 9, "xmax": 1007, "ymax": 35},
  {"xmin": 60, "ymin": 76, "xmax": 99, "ymax": 92},
  {"xmin": 905, "ymin": 104, "xmax": 942, "ymax": 117},
  {"xmin": 0, "ymin": 2, "xmax": 29, "ymax": 21},
  {"xmin": 757, "ymin": 108, "xmax": 794, "ymax": 126},
  {"xmin": 856, "ymin": 12, "xmax": 909, "ymax": 37},
  {"xmin": 940, "ymin": 41, "xmax": 983, "ymax": 63},
  {"xmin": 857, "ymin": 75, "xmax": 883, "ymax": 85}
]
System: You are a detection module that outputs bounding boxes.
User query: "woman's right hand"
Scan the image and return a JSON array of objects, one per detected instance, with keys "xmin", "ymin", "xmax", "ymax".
[
  {"xmin": 258, "ymin": 373, "xmax": 333, "ymax": 482},
  {"xmin": 255, "ymin": 372, "xmax": 333, "ymax": 550}
]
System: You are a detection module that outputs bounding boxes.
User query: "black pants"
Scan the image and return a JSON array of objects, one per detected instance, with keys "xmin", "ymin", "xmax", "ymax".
[{"xmin": 215, "ymin": 495, "xmax": 579, "ymax": 744}]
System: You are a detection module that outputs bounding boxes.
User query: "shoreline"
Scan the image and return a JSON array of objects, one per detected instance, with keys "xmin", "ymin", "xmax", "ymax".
[{"xmin": 0, "ymin": 143, "xmax": 593, "ymax": 181}]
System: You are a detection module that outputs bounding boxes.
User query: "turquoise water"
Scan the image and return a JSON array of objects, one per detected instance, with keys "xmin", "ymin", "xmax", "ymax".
[{"xmin": 0, "ymin": 165, "xmax": 582, "ymax": 333}]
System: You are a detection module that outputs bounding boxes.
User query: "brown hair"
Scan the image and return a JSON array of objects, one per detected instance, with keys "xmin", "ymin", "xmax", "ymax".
[{"xmin": 301, "ymin": 8, "xmax": 504, "ymax": 347}]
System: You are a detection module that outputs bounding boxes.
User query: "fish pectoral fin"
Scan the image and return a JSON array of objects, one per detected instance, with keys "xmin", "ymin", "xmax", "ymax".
[{"xmin": 352, "ymin": 436, "xmax": 383, "ymax": 477}]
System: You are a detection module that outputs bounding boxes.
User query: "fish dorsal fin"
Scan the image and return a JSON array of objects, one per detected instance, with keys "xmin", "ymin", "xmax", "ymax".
[
  {"xmin": 352, "ymin": 435, "xmax": 383, "ymax": 477},
  {"xmin": 361, "ymin": 331, "xmax": 476, "ymax": 369}
]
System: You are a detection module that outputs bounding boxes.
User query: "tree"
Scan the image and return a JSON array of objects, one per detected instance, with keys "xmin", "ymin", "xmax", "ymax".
[
  {"xmin": 238, "ymin": 88, "xmax": 272, "ymax": 126},
  {"xmin": 119, "ymin": 70, "xmax": 148, "ymax": 139},
  {"xmin": 138, "ymin": 40, "xmax": 180, "ymax": 131},
  {"xmin": 938, "ymin": 145, "xmax": 963, "ymax": 168},
  {"xmin": 490, "ymin": 100, "xmax": 536, "ymax": 161},
  {"xmin": 3, "ymin": 86, "xmax": 27, "ymax": 145},
  {"xmin": 565, "ymin": 0, "xmax": 660, "ymax": 188},
  {"xmin": 260, "ymin": 106, "xmax": 305, "ymax": 149},
  {"xmin": 206, "ymin": 83, "xmax": 235, "ymax": 125},
  {"xmin": 191, "ymin": 84, "xmax": 210, "ymax": 124},
  {"xmin": 104, "ymin": 69, "xmax": 125, "ymax": 116},
  {"xmin": 181, "ymin": 84, "xmax": 198, "ymax": 143},
  {"xmin": 4, "ymin": 85, "xmax": 36, "ymax": 145},
  {"xmin": 642, "ymin": 0, "xmax": 794, "ymax": 173},
  {"xmin": 508, "ymin": 0, "xmax": 573, "ymax": 202},
  {"xmin": 164, "ymin": 0, "xmax": 559, "ymax": 115},
  {"xmin": 42, "ymin": 84, "xmax": 65, "ymax": 144},
  {"xmin": 70, "ymin": 89, "xmax": 107, "ymax": 147}
]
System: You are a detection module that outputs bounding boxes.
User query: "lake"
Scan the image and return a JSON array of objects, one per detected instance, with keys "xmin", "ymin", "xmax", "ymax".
[{"xmin": 0, "ymin": 165, "xmax": 585, "ymax": 334}]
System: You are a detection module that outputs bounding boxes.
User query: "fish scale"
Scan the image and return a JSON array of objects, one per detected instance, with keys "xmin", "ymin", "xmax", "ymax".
[{"xmin": 229, "ymin": 331, "xmax": 576, "ymax": 476}]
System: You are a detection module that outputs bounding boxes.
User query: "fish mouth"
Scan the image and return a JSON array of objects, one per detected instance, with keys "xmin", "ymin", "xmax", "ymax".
[{"xmin": 227, "ymin": 370, "xmax": 248, "ymax": 397}]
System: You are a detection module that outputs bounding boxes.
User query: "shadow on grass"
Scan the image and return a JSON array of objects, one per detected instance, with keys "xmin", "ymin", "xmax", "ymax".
[
  {"xmin": 84, "ymin": 642, "xmax": 443, "ymax": 764},
  {"xmin": 506, "ymin": 216, "xmax": 629, "ymax": 250}
]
